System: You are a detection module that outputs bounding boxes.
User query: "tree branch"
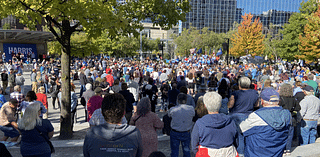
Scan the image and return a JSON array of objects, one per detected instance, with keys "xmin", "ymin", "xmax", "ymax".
[
  {"xmin": 19, "ymin": 0, "xmax": 46, "ymax": 15},
  {"xmin": 46, "ymin": 16, "xmax": 63, "ymax": 44}
]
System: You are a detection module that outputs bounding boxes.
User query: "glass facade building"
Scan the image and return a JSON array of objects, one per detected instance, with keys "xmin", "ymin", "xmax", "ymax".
[{"xmin": 182, "ymin": 0, "xmax": 305, "ymax": 33}]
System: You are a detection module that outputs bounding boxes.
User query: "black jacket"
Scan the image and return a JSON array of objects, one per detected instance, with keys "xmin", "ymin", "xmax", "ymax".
[
  {"xmin": 1, "ymin": 73, "xmax": 8, "ymax": 81},
  {"xmin": 119, "ymin": 90, "xmax": 135, "ymax": 113}
]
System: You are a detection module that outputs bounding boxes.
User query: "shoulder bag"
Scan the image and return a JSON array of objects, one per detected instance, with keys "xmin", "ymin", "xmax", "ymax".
[{"xmin": 35, "ymin": 127, "xmax": 55, "ymax": 153}]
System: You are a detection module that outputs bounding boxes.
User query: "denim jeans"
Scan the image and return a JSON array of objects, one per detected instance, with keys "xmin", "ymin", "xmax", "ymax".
[
  {"xmin": 229, "ymin": 113, "xmax": 249, "ymax": 156},
  {"xmin": 80, "ymin": 85, "xmax": 86, "ymax": 97},
  {"xmin": 170, "ymin": 130, "xmax": 191, "ymax": 157},
  {"xmin": 300, "ymin": 120, "xmax": 318, "ymax": 145},
  {"xmin": 286, "ymin": 125, "xmax": 294, "ymax": 151}
]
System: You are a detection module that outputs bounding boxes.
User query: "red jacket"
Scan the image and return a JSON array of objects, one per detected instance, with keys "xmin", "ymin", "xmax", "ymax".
[{"xmin": 106, "ymin": 74, "xmax": 114, "ymax": 86}]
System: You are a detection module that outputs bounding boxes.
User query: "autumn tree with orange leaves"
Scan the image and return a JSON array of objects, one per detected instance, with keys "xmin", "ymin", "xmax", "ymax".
[
  {"xmin": 230, "ymin": 13, "xmax": 265, "ymax": 57},
  {"xmin": 298, "ymin": 7, "xmax": 320, "ymax": 63}
]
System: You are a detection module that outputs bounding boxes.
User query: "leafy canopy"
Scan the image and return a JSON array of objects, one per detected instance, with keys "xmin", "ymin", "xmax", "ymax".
[
  {"xmin": 230, "ymin": 13, "xmax": 265, "ymax": 57},
  {"xmin": 298, "ymin": 7, "xmax": 320, "ymax": 63}
]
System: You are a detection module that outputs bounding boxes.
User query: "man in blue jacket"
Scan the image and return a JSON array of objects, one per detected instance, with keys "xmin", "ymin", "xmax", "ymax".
[{"xmin": 240, "ymin": 88, "xmax": 291, "ymax": 157}]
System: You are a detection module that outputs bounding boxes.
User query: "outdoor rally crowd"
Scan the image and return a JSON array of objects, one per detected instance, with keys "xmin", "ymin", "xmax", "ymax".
[{"xmin": 0, "ymin": 54, "xmax": 320, "ymax": 157}]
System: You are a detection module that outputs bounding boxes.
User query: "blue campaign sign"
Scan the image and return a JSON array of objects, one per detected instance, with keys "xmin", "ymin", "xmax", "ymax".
[{"xmin": 3, "ymin": 43, "xmax": 37, "ymax": 62}]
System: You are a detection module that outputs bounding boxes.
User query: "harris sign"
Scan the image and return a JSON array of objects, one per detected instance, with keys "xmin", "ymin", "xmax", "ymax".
[{"xmin": 3, "ymin": 43, "xmax": 37, "ymax": 62}]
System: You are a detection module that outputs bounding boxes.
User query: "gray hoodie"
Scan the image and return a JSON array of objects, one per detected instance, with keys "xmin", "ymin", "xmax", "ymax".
[{"xmin": 83, "ymin": 123, "xmax": 143, "ymax": 157}]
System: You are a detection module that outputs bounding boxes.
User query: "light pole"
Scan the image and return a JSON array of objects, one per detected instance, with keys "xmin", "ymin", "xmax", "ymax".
[{"xmin": 223, "ymin": 38, "xmax": 230, "ymax": 65}]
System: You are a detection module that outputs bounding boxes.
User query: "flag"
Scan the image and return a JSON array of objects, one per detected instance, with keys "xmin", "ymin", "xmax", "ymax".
[
  {"xmin": 212, "ymin": 49, "xmax": 216, "ymax": 56},
  {"xmin": 190, "ymin": 48, "xmax": 197, "ymax": 54},
  {"xmin": 197, "ymin": 48, "xmax": 202, "ymax": 54},
  {"xmin": 216, "ymin": 48, "xmax": 223, "ymax": 56}
]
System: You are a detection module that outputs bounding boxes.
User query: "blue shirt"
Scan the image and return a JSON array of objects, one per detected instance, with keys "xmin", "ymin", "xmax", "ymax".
[
  {"xmin": 20, "ymin": 119, "xmax": 54, "ymax": 156},
  {"xmin": 229, "ymin": 90, "xmax": 259, "ymax": 115}
]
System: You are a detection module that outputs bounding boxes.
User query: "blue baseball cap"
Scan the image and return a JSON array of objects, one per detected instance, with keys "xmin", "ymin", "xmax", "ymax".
[{"xmin": 261, "ymin": 88, "xmax": 279, "ymax": 102}]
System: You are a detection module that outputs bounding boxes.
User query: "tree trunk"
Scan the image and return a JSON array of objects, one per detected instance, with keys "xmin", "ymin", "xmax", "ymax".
[{"xmin": 59, "ymin": 20, "xmax": 72, "ymax": 139}]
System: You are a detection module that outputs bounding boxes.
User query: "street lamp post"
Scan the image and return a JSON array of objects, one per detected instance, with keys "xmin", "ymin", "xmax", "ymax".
[{"xmin": 223, "ymin": 38, "xmax": 230, "ymax": 65}]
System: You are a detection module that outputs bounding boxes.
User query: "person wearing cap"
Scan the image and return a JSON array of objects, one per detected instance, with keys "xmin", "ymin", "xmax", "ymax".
[
  {"xmin": 191, "ymin": 92, "xmax": 238, "ymax": 156},
  {"xmin": 1, "ymin": 69, "xmax": 8, "ymax": 95},
  {"xmin": 86, "ymin": 87, "xmax": 103, "ymax": 122},
  {"xmin": 299, "ymin": 85, "xmax": 320, "ymax": 145},
  {"xmin": 239, "ymin": 88, "xmax": 291, "ymax": 157},
  {"xmin": 0, "ymin": 99, "xmax": 20, "ymax": 142}
]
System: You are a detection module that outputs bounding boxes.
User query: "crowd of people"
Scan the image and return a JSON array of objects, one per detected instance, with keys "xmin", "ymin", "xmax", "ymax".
[{"xmin": 0, "ymin": 55, "xmax": 320, "ymax": 157}]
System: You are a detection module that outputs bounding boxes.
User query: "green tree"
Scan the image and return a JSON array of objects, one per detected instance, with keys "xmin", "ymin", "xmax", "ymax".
[
  {"xmin": 2, "ymin": 23, "xmax": 10, "ymax": 30},
  {"xmin": 298, "ymin": 7, "xmax": 320, "ymax": 63},
  {"xmin": 230, "ymin": 13, "xmax": 265, "ymax": 57},
  {"xmin": 1, "ymin": 0, "xmax": 190, "ymax": 139},
  {"xmin": 278, "ymin": 0, "xmax": 319, "ymax": 60}
]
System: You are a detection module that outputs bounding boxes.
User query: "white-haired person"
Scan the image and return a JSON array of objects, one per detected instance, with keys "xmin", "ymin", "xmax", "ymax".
[
  {"xmin": 227, "ymin": 76, "xmax": 259, "ymax": 157},
  {"xmin": 191, "ymin": 92, "xmax": 238, "ymax": 156},
  {"xmin": 129, "ymin": 97, "xmax": 164, "ymax": 157},
  {"xmin": 18, "ymin": 102, "xmax": 54, "ymax": 157}
]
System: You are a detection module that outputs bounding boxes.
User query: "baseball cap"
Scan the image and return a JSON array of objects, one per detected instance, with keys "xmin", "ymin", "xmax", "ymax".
[
  {"xmin": 261, "ymin": 88, "xmax": 279, "ymax": 102},
  {"xmin": 303, "ymin": 85, "xmax": 314, "ymax": 92}
]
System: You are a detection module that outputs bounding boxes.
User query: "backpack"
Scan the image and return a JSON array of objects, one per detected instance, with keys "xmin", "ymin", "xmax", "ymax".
[{"xmin": 142, "ymin": 84, "xmax": 157, "ymax": 102}]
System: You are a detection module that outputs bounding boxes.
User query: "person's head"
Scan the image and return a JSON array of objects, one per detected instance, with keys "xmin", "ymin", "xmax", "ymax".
[
  {"xmin": 279, "ymin": 83, "xmax": 293, "ymax": 97},
  {"xmin": 38, "ymin": 86, "xmax": 45, "ymax": 94},
  {"xmin": 260, "ymin": 88, "xmax": 280, "ymax": 107},
  {"xmin": 18, "ymin": 102, "xmax": 42, "ymax": 130},
  {"xmin": 9, "ymin": 99, "xmax": 18, "ymax": 109},
  {"xmin": 101, "ymin": 93, "xmax": 126, "ymax": 124},
  {"xmin": 148, "ymin": 78, "xmax": 154, "ymax": 85},
  {"xmin": 203, "ymin": 92, "xmax": 222, "ymax": 113},
  {"xmin": 308, "ymin": 74, "xmax": 314, "ymax": 81},
  {"xmin": 179, "ymin": 86, "xmax": 188, "ymax": 94},
  {"xmin": 180, "ymin": 76, "xmax": 185, "ymax": 80},
  {"xmin": 14, "ymin": 85, "xmax": 21, "ymax": 92},
  {"xmin": 26, "ymin": 91, "xmax": 37, "ymax": 102},
  {"xmin": 137, "ymin": 97, "xmax": 151, "ymax": 116},
  {"xmin": 177, "ymin": 93, "xmax": 187, "ymax": 105},
  {"xmin": 303, "ymin": 85, "xmax": 314, "ymax": 96},
  {"xmin": 114, "ymin": 79, "xmax": 120, "ymax": 85},
  {"xmin": 264, "ymin": 79, "xmax": 272, "ymax": 88},
  {"xmin": 238, "ymin": 76, "xmax": 251, "ymax": 89},
  {"xmin": 195, "ymin": 96, "xmax": 208, "ymax": 118},
  {"xmin": 295, "ymin": 81, "xmax": 301, "ymax": 87},
  {"xmin": 86, "ymin": 83, "xmax": 92, "ymax": 91},
  {"xmin": 121, "ymin": 82, "xmax": 128, "ymax": 91},
  {"xmin": 94, "ymin": 87, "xmax": 102, "ymax": 95}
]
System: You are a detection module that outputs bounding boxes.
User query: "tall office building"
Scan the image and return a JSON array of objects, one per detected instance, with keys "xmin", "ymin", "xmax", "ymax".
[{"xmin": 182, "ymin": 0, "xmax": 305, "ymax": 33}]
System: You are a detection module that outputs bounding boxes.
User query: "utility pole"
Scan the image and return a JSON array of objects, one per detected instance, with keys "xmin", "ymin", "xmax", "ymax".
[{"xmin": 223, "ymin": 38, "xmax": 230, "ymax": 65}]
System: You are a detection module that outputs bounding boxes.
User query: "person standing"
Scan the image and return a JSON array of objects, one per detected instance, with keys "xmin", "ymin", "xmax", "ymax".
[
  {"xmin": 191, "ymin": 92, "xmax": 238, "ymax": 156},
  {"xmin": 8, "ymin": 69, "xmax": 15, "ymax": 93},
  {"xmin": 240, "ymin": 88, "xmax": 291, "ymax": 157},
  {"xmin": 129, "ymin": 98, "xmax": 164, "ymax": 157},
  {"xmin": 141, "ymin": 78, "xmax": 158, "ymax": 112},
  {"xmin": 299, "ymin": 85, "xmax": 320, "ymax": 145},
  {"xmin": 15, "ymin": 72, "xmax": 25, "ymax": 95},
  {"xmin": 1, "ymin": 69, "xmax": 8, "ymax": 95},
  {"xmin": 169, "ymin": 93, "xmax": 195, "ymax": 157},
  {"xmin": 79, "ymin": 69, "xmax": 87, "ymax": 98},
  {"xmin": 119, "ymin": 83, "xmax": 135, "ymax": 123},
  {"xmin": 83, "ymin": 93, "xmax": 143, "ymax": 157},
  {"xmin": 86, "ymin": 87, "xmax": 103, "ymax": 122},
  {"xmin": 10, "ymin": 85, "xmax": 25, "ymax": 108},
  {"xmin": 36, "ymin": 87, "xmax": 48, "ymax": 119},
  {"xmin": 81, "ymin": 83, "xmax": 95, "ymax": 122},
  {"xmin": 30, "ymin": 69, "xmax": 37, "ymax": 93},
  {"xmin": 227, "ymin": 77, "xmax": 259, "ymax": 157},
  {"xmin": 18, "ymin": 102, "xmax": 54, "ymax": 157}
]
